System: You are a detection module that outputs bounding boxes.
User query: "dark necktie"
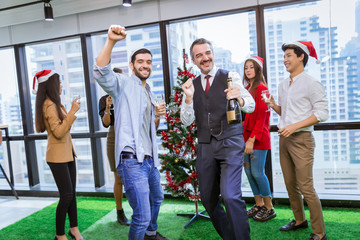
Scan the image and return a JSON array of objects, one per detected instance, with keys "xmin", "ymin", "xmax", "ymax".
[{"xmin": 204, "ymin": 75, "xmax": 211, "ymax": 94}]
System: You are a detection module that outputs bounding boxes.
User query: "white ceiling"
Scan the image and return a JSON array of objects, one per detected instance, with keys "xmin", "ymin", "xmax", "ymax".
[
  {"xmin": 0, "ymin": 0, "xmax": 153, "ymax": 28},
  {"xmin": 0, "ymin": 0, "xmax": 149, "ymax": 9}
]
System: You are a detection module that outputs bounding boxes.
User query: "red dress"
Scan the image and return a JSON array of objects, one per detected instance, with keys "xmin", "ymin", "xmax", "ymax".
[{"xmin": 243, "ymin": 83, "xmax": 271, "ymax": 150}]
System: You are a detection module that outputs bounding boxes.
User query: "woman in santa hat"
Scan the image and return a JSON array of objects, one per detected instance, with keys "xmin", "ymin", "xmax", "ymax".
[
  {"xmin": 34, "ymin": 70, "xmax": 85, "ymax": 240},
  {"xmin": 242, "ymin": 56, "xmax": 276, "ymax": 222}
]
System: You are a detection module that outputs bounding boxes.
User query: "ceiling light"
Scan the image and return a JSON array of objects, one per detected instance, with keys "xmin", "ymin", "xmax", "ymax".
[
  {"xmin": 44, "ymin": 0, "xmax": 53, "ymax": 21},
  {"xmin": 123, "ymin": 0, "xmax": 132, "ymax": 7}
]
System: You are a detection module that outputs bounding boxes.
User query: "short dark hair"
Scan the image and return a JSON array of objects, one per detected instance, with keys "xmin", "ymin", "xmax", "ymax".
[
  {"xmin": 130, "ymin": 48, "xmax": 152, "ymax": 64},
  {"xmin": 190, "ymin": 38, "xmax": 213, "ymax": 59},
  {"xmin": 282, "ymin": 44, "xmax": 309, "ymax": 67},
  {"xmin": 113, "ymin": 67, "xmax": 123, "ymax": 74}
]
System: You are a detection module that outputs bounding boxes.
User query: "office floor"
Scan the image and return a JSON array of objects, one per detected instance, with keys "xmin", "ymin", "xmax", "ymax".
[{"xmin": 0, "ymin": 196, "xmax": 57, "ymax": 229}]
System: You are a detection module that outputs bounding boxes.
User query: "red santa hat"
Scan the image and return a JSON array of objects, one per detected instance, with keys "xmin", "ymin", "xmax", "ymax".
[
  {"xmin": 32, "ymin": 70, "xmax": 55, "ymax": 94},
  {"xmin": 285, "ymin": 41, "xmax": 320, "ymax": 64},
  {"xmin": 246, "ymin": 56, "xmax": 263, "ymax": 68}
]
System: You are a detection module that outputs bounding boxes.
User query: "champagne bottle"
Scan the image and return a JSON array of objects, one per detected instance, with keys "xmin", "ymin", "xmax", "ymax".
[{"xmin": 226, "ymin": 78, "xmax": 242, "ymax": 124}]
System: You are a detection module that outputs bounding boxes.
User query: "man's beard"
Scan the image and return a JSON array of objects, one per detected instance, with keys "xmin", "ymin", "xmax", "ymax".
[{"xmin": 134, "ymin": 67, "xmax": 151, "ymax": 81}]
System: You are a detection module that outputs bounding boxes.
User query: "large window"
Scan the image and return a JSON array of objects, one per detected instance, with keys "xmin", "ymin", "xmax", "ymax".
[
  {"xmin": 25, "ymin": 38, "xmax": 93, "ymax": 187},
  {"xmin": 271, "ymin": 130, "xmax": 360, "ymax": 195},
  {"xmin": 168, "ymin": 11, "xmax": 257, "ymax": 192},
  {"xmin": 264, "ymin": 0, "xmax": 360, "ymax": 197},
  {"xmin": 91, "ymin": 25, "xmax": 165, "ymax": 132},
  {"xmin": 35, "ymin": 138, "xmax": 94, "ymax": 187},
  {"xmin": 35, "ymin": 140, "xmax": 55, "ymax": 186},
  {"xmin": 168, "ymin": 12, "xmax": 257, "ymax": 90},
  {"xmin": 0, "ymin": 141, "xmax": 27, "ymax": 187},
  {"xmin": 25, "ymin": 38, "xmax": 89, "ymax": 134},
  {"xmin": 0, "ymin": 48, "xmax": 27, "ymax": 187},
  {"xmin": 0, "ymin": 48, "xmax": 23, "ymax": 135},
  {"xmin": 1, "ymin": 1, "xmax": 359, "ymax": 200}
]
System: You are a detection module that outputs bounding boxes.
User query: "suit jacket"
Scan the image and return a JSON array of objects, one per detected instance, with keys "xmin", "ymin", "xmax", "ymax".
[
  {"xmin": 243, "ymin": 83, "xmax": 271, "ymax": 150},
  {"xmin": 43, "ymin": 98, "xmax": 77, "ymax": 163}
]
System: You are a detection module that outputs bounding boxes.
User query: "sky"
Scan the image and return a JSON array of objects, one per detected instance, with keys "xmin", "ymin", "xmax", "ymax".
[{"xmin": 197, "ymin": 12, "xmax": 251, "ymax": 64}]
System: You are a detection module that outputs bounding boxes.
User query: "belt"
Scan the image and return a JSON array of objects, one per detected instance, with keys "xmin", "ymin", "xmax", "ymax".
[
  {"xmin": 121, "ymin": 152, "xmax": 137, "ymax": 159},
  {"xmin": 121, "ymin": 152, "xmax": 151, "ymax": 160}
]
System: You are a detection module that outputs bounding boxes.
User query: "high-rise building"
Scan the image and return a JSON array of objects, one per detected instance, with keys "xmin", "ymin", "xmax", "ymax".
[{"xmin": 213, "ymin": 47, "xmax": 242, "ymax": 74}]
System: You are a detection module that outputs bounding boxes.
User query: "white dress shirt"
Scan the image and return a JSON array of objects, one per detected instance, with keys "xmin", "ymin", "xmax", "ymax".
[
  {"xmin": 180, "ymin": 66, "xmax": 255, "ymax": 127},
  {"xmin": 278, "ymin": 71, "xmax": 329, "ymax": 131}
]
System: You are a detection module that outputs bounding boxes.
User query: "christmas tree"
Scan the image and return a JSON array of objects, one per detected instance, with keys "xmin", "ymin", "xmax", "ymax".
[{"xmin": 160, "ymin": 49, "xmax": 209, "ymax": 228}]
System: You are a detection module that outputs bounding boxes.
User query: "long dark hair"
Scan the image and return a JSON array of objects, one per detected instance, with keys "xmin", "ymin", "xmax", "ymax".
[
  {"xmin": 242, "ymin": 59, "xmax": 267, "ymax": 95},
  {"xmin": 35, "ymin": 73, "xmax": 64, "ymax": 133}
]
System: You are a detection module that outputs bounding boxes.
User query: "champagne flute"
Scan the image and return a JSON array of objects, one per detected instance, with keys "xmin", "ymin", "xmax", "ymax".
[
  {"xmin": 155, "ymin": 94, "xmax": 165, "ymax": 107},
  {"xmin": 261, "ymin": 90, "xmax": 271, "ymax": 112},
  {"xmin": 155, "ymin": 94, "xmax": 166, "ymax": 119}
]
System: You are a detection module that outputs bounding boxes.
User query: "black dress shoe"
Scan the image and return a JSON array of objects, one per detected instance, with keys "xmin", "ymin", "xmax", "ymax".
[
  {"xmin": 309, "ymin": 233, "xmax": 328, "ymax": 240},
  {"xmin": 144, "ymin": 231, "xmax": 170, "ymax": 240},
  {"xmin": 117, "ymin": 209, "xmax": 131, "ymax": 226},
  {"xmin": 68, "ymin": 230, "xmax": 86, "ymax": 240},
  {"xmin": 279, "ymin": 219, "xmax": 309, "ymax": 231}
]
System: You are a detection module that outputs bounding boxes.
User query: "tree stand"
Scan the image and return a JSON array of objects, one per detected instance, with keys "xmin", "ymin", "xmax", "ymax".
[{"xmin": 177, "ymin": 199, "xmax": 210, "ymax": 228}]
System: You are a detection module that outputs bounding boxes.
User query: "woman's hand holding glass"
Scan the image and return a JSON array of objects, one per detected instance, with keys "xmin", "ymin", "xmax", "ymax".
[
  {"xmin": 70, "ymin": 96, "xmax": 81, "ymax": 114},
  {"xmin": 105, "ymin": 96, "xmax": 113, "ymax": 114}
]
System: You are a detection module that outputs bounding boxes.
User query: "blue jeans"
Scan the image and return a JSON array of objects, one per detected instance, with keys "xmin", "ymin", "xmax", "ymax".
[
  {"xmin": 244, "ymin": 149, "xmax": 272, "ymax": 198},
  {"xmin": 117, "ymin": 155, "xmax": 164, "ymax": 240}
]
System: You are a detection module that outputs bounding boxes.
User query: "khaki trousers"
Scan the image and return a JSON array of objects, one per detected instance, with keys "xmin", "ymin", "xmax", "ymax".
[{"xmin": 279, "ymin": 131, "xmax": 325, "ymax": 234}]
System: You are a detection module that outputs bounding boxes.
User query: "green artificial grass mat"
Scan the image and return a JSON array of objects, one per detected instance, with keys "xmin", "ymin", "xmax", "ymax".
[
  {"xmin": 0, "ymin": 197, "xmax": 359, "ymax": 239},
  {"xmin": 0, "ymin": 197, "xmax": 116, "ymax": 240}
]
